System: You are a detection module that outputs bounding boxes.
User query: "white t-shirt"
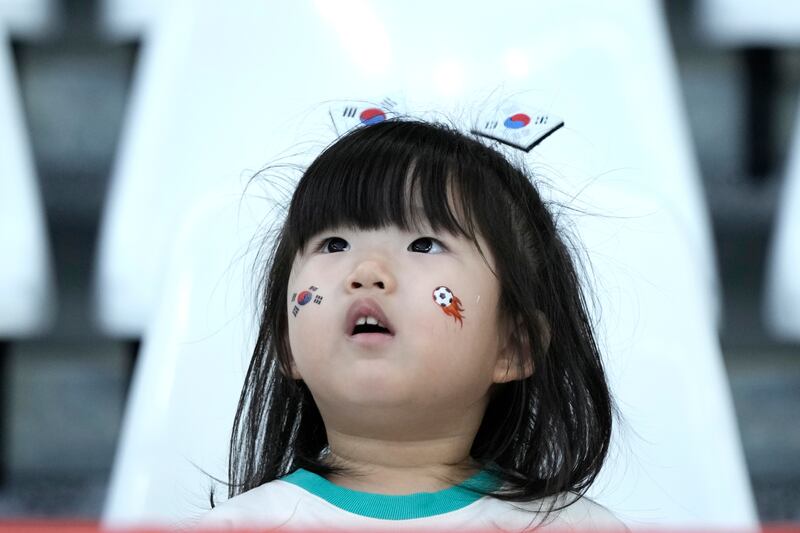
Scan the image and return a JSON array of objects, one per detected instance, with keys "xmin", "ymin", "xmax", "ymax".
[{"xmin": 196, "ymin": 468, "xmax": 627, "ymax": 531}]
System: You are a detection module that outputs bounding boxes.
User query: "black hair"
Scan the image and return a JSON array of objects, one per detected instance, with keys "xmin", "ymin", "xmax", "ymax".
[{"xmin": 217, "ymin": 118, "xmax": 614, "ymax": 522}]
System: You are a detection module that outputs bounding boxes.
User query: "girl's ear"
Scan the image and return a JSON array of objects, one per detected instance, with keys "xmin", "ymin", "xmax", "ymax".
[{"xmin": 493, "ymin": 310, "xmax": 550, "ymax": 384}]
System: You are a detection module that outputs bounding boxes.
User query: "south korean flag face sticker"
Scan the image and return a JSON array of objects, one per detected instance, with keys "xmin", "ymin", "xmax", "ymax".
[
  {"xmin": 432, "ymin": 286, "xmax": 465, "ymax": 327},
  {"xmin": 290, "ymin": 285, "xmax": 324, "ymax": 317}
]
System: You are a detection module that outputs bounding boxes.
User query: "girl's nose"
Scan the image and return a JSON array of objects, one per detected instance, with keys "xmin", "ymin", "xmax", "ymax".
[{"xmin": 345, "ymin": 260, "xmax": 397, "ymax": 293}]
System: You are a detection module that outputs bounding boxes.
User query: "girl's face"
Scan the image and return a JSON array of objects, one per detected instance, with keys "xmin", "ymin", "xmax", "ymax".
[{"xmin": 286, "ymin": 223, "xmax": 528, "ymax": 437}]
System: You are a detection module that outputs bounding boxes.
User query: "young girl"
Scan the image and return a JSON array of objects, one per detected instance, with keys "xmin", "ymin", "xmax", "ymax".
[{"xmin": 198, "ymin": 118, "xmax": 626, "ymax": 531}]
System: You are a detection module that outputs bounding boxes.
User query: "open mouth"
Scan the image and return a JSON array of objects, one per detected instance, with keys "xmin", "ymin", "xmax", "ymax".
[
  {"xmin": 352, "ymin": 323, "xmax": 392, "ymax": 335},
  {"xmin": 345, "ymin": 299, "xmax": 396, "ymax": 343}
]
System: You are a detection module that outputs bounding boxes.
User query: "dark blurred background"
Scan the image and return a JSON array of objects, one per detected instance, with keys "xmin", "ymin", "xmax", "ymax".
[{"xmin": 0, "ymin": 0, "xmax": 798, "ymax": 524}]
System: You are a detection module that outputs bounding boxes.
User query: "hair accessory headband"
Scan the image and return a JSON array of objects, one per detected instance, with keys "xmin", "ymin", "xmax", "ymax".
[
  {"xmin": 329, "ymin": 95, "xmax": 563, "ymax": 152},
  {"xmin": 329, "ymin": 96, "xmax": 403, "ymax": 136},
  {"xmin": 470, "ymin": 103, "xmax": 564, "ymax": 152}
]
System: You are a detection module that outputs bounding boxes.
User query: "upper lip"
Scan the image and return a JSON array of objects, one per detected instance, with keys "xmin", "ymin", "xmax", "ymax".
[{"xmin": 345, "ymin": 298, "xmax": 395, "ymax": 336}]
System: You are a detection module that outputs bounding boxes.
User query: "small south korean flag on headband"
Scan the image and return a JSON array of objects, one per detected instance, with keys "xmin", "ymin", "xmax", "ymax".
[
  {"xmin": 329, "ymin": 95, "xmax": 405, "ymax": 136},
  {"xmin": 471, "ymin": 103, "xmax": 564, "ymax": 152}
]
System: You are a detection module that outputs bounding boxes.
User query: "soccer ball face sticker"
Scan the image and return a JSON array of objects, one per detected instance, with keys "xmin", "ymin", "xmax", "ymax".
[{"xmin": 432, "ymin": 286, "xmax": 465, "ymax": 327}]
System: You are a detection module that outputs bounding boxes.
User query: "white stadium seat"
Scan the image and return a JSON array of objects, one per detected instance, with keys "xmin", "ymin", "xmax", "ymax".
[
  {"xmin": 103, "ymin": 184, "xmax": 269, "ymax": 529},
  {"xmin": 694, "ymin": 0, "xmax": 800, "ymax": 341},
  {"xmin": 0, "ymin": 23, "xmax": 55, "ymax": 337},
  {"xmin": 565, "ymin": 183, "xmax": 755, "ymax": 528},
  {"xmin": 94, "ymin": 0, "xmax": 718, "ymax": 338},
  {"xmin": 0, "ymin": 0, "xmax": 59, "ymax": 39},
  {"xmin": 98, "ymin": 0, "xmax": 161, "ymax": 41},
  {"xmin": 697, "ymin": 0, "xmax": 800, "ymax": 46},
  {"xmin": 764, "ymin": 98, "xmax": 800, "ymax": 342}
]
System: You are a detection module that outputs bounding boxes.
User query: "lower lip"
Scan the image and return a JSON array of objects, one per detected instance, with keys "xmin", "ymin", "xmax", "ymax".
[{"xmin": 347, "ymin": 332, "xmax": 395, "ymax": 347}]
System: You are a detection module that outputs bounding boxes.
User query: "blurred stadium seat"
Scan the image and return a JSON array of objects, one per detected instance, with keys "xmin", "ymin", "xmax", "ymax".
[
  {"xmin": 696, "ymin": 0, "xmax": 800, "ymax": 46},
  {"xmin": 0, "ymin": 22, "xmax": 55, "ymax": 337},
  {"xmin": 764, "ymin": 101, "xmax": 800, "ymax": 342},
  {"xmin": 0, "ymin": 0, "xmax": 59, "ymax": 38},
  {"xmin": 102, "ymin": 183, "xmax": 269, "ymax": 529},
  {"xmin": 98, "ymin": 0, "xmax": 160, "ymax": 41}
]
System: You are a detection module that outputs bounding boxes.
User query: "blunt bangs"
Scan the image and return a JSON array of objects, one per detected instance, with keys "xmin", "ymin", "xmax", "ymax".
[{"xmin": 286, "ymin": 119, "xmax": 502, "ymax": 253}]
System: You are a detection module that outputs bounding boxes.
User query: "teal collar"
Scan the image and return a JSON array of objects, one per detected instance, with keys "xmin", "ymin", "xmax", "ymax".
[{"xmin": 281, "ymin": 467, "xmax": 501, "ymax": 520}]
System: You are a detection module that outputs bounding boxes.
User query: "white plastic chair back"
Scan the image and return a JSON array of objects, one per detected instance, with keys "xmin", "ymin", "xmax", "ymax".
[
  {"xmin": 697, "ymin": 0, "xmax": 800, "ymax": 46},
  {"xmin": 763, "ymin": 97, "xmax": 800, "ymax": 341},
  {"xmin": 94, "ymin": 0, "xmax": 716, "ymax": 338},
  {"xmin": 98, "ymin": 0, "xmax": 161, "ymax": 41},
  {"xmin": 0, "ymin": 23, "xmax": 54, "ymax": 336},
  {"xmin": 103, "ymin": 183, "xmax": 273, "ymax": 528},
  {"xmin": 0, "ymin": 0, "xmax": 59, "ymax": 38},
  {"xmin": 560, "ymin": 183, "xmax": 755, "ymax": 529},
  {"xmin": 103, "ymin": 174, "xmax": 753, "ymax": 528}
]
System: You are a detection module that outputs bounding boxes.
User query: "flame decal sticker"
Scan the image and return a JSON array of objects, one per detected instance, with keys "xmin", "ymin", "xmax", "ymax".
[{"xmin": 432, "ymin": 286, "xmax": 465, "ymax": 327}]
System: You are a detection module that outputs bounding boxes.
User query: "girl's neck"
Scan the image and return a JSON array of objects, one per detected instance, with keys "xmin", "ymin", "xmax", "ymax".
[{"xmin": 320, "ymin": 435, "xmax": 481, "ymax": 495}]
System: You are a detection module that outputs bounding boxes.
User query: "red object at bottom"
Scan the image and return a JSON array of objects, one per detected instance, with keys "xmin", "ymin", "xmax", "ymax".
[{"xmin": 0, "ymin": 522, "xmax": 798, "ymax": 533}]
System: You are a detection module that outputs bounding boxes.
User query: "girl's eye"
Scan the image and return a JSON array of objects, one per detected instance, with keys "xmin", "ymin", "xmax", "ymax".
[
  {"xmin": 408, "ymin": 237, "xmax": 445, "ymax": 254},
  {"xmin": 319, "ymin": 237, "xmax": 350, "ymax": 253}
]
